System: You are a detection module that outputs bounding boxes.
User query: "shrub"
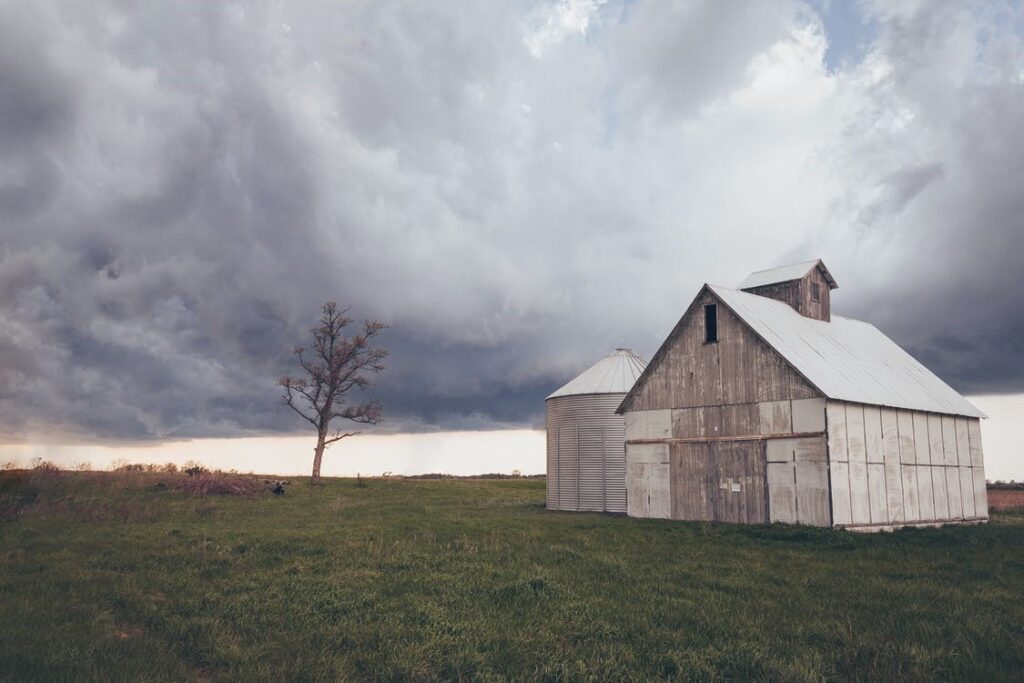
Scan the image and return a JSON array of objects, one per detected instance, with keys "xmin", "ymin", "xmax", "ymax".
[
  {"xmin": 29, "ymin": 459, "xmax": 61, "ymax": 478},
  {"xmin": 162, "ymin": 463, "xmax": 178, "ymax": 473},
  {"xmin": 183, "ymin": 463, "xmax": 208, "ymax": 477},
  {"xmin": 170, "ymin": 471, "xmax": 263, "ymax": 497}
]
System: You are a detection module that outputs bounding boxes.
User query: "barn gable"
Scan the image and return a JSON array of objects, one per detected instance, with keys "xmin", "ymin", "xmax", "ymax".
[{"xmin": 617, "ymin": 285, "xmax": 820, "ymax": 414}]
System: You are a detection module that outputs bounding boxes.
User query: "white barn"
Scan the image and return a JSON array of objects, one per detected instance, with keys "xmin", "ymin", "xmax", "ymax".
[{"xmin": 617, "ymin": 260, "xmax": 988, "ymax": 530}]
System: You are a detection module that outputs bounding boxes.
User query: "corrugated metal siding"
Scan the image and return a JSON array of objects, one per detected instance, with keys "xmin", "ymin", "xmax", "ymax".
[
  {"xmin": 604, "ymin": 423, "xmax": 627, "ymax": 511},
  {"xmin": 546, "ymin": 393, "xmax": 627, "ymax": 513},
  {"xmin": 557, "ymin": 427, "xmax": 578, "ymax": 510},
  {"xmin": 546, "ymin": 427, "xmax": 558, "ymax": 508}
]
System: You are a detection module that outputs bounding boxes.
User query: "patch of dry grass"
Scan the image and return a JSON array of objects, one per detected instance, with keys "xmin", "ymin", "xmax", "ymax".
[{"xmin": 169, "ymin": 471, "xmax": 265, "ymax": 497}]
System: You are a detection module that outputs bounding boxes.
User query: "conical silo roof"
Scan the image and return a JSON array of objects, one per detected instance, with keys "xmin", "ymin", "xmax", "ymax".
[{"xmin": 547, "ymin": 348, "xmax": 647, "ymax": 399}]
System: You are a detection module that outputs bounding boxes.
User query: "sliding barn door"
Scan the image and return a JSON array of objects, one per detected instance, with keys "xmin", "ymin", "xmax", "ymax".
[{"xmin": 670, "ymin": 440, "xmax": 767, "ymax": 523}]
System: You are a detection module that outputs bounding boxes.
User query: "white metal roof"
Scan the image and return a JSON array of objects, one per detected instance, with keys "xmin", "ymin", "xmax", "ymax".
[
  {"xmin": 738, "ymin": 259, "xmax": 833, "ymax": 290},
  {"xmin": 547, "ymin": 348, "xmax": 648, "ymax": 399},
  {"xmin": 709, "ymin": 285, "xmax": 985, "ymax": 418}
]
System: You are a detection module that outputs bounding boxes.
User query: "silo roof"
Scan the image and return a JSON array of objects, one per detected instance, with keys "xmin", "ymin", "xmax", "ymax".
[{"xmin": 547, "ymin": 348, "xmax": 647, "ymax": 399}]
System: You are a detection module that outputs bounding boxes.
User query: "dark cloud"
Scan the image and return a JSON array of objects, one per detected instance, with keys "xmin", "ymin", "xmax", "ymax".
[
  {"xmin": 863, "ymin": 162, "xmax": 945, "ymax": 219},
  {"xmin": 0, "ymin": 0, "xmax": 1021, "ymax": 442},
  {"xmin": 827, "ymin": 1, "xmax": 1024, "ymax": 396}
]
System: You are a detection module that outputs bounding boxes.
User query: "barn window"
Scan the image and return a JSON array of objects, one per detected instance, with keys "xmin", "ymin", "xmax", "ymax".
[
  {"xmin": 811, "ymin": 283, "xmax": 821, "ymax": 302},
  {"xmin": 704, "ymin": 304, "xmax": 718, "ymax": 343}
]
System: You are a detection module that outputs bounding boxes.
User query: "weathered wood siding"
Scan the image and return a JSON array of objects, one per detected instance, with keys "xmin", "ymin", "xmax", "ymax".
[
  {"xmin": 741, "ymin": 266, "xmax": 832, "ymax": 321},
  {"xmin": 671, "ymin": 441, "xmax": 767, "ymax": 523},
  {"xmin": 626, "ymin": 290, "xmax": 819, "ymax": 412},
  {"xmin": 625, "ymin": 442, "xmax": 670, "ymax": 518},
  {"xmin": 766, "ymin": 435, "xmax": 830, "ymax": 526},
  {"xmin": 622, "ymin": 286, "xmax": 827, "ymax": 525},
  {"xmin": 826, "ymin": 400, "xmax": 987, "ymax": 528},
  {"xmin": 626, "ymin": 397, "xmax": 829, "ymax": 525},
  {"xmin": 655, "ymin": 397, "xmax": 826, "ymax": 440}
]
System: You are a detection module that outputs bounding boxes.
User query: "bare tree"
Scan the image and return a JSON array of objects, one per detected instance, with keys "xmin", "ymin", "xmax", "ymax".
[{"xmin": 279, "ymin": 302, "xmax": 387, "ymax": 482}]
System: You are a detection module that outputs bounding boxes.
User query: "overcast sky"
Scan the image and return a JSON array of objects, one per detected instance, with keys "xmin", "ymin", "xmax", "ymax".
[{"xmin": 1, "ymin": 0, "xmax": 1022, "ymax": 443}]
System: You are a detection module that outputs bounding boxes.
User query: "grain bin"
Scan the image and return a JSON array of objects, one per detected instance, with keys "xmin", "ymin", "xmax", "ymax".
[{"xmin": 546, "ymin": 348, "xmax": 647, "ymax": 512}]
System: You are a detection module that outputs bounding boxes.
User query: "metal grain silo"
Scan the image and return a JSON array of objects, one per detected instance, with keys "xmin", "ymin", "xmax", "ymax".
[{"xmin": 546, "ymin": 348, "xmax": 647, "ymax": 513}]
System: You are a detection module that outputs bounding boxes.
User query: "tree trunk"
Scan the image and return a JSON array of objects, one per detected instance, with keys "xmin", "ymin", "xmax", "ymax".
[{"xmin": 311, "ymin": 432, "xmax": 326, "ymax": 483}]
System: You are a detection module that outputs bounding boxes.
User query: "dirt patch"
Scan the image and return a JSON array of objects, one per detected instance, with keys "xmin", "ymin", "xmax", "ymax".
[
  {"xmin": 988, "ymin": 489, "xmax": 1024, "ymax": 511},
  {"xmin": 114, "ymin": 626, "xmax": 144, "ymax": 641}
]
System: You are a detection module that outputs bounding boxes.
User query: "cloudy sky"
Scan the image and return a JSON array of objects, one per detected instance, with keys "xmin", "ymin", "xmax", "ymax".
[{"xmin": 1, "ymin": 1, "xmax": 1023, "ymax": 461}]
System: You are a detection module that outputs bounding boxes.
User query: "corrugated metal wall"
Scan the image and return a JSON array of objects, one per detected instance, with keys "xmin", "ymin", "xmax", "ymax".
[{"xmin": 546, "ymin": 393, "xmax": 627, "ymax": 513}]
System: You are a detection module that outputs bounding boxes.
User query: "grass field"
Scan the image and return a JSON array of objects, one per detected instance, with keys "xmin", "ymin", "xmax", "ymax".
[{"xmin": 2, "ymin": 471, "xmax": 1023, "ymax": 682}]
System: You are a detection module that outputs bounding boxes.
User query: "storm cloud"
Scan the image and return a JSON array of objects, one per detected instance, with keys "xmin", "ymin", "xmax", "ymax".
[{"xmin": 0, "ymin": 0, "xmax": 1022, "ymax": 441}]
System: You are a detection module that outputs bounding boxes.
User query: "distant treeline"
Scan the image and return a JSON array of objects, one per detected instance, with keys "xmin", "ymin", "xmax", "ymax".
[
  {"xmin": 988, "ymin": 481, "xmax": 1024, "ymax": 490},
  {"xmin": 1, "ymin": 459, "xmax": 543, "ymax": 481}
]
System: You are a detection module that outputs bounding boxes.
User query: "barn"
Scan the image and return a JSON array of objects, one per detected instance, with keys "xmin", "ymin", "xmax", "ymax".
[
  {"xmin": 546, "ymin": 348, "xmax": 647, "ymax": 513},
  {"xmin": 617, "ymin": 259, "xmax": 988, "ymax": 530}
]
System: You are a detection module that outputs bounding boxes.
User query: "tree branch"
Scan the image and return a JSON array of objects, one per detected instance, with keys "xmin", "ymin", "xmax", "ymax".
[
  {"xmin": 323, "ymin": 431, "xmax": 360, "ymax": 446},
  {"xmin": 279, "ymin": 380, "xmax": 320, "ymax": 428}
]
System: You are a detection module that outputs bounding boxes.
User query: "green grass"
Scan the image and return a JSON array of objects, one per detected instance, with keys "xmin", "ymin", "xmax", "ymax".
[{"xmin": 2, "ymin": 471, "xmax": 1023, "ymax": 682}]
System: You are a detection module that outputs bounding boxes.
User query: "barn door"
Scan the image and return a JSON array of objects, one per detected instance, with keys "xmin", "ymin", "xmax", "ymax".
[
  {"xmin": 671, "ymin": 440, "xmax": 767, "ymax": 523},
  {"xmin": 670, "ymin": 442, "xmax": 715, "ymax": 520},
  {"xmin": 711, "ymin": 441, "xmax": 767, "ymax": 524},
  {"xmin": 626, "ymin": 443, "xmax": 670, "ymax": 518},
  {"xmin": 766, "ymin": 436, "xmax": 830, "ymax": 526}
]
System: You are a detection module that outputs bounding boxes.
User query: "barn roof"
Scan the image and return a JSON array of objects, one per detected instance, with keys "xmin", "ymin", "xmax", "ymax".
[
  {"xmin": 708, "ymin": 285, "xmax": 985, "ymax": 418},
  {"xmin": 547, "ymin": 348, "xmax": 647, "ymax": 399},
  {"xmin": 738, "ymin": 259, "xmax": 838, "ymax": 290}
]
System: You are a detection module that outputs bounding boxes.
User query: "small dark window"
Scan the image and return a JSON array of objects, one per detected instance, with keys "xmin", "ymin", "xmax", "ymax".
[
  {"xmin": 811, "ymin": 283, "xmax": 821, "ymax": 302},
  {"xmin": 704, "ymin": 304, "xmax": 718, "ymax": 343}
]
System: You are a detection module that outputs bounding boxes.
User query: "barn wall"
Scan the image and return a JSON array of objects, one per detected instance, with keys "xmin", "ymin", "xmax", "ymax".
[
  {"xmin": 625, "ymin": 397, "xmax": 830, "ymax": 525},
  {"xmin": 740, "ymin": 281, "xmax": 801, "ymax": 314},
  {"xmin": 546, "ymin": 394, "xmax": 628, "ymax": 513},
  {"xmin": 826, "ymin": 400, "xmax": 988, "ymax": 528},
  {"xmin": 626, "ymin": 290, "xmax": 819, "ymax": 413},
  {"xmin": 801, "ymin": 266, "xmax": 832, "ymax": 322}
]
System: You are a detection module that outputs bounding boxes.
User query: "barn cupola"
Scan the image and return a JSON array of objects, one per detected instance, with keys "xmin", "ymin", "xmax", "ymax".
[{"xmin": 737, "ymin": 259, "xmax": 838, "ymax": 322}]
